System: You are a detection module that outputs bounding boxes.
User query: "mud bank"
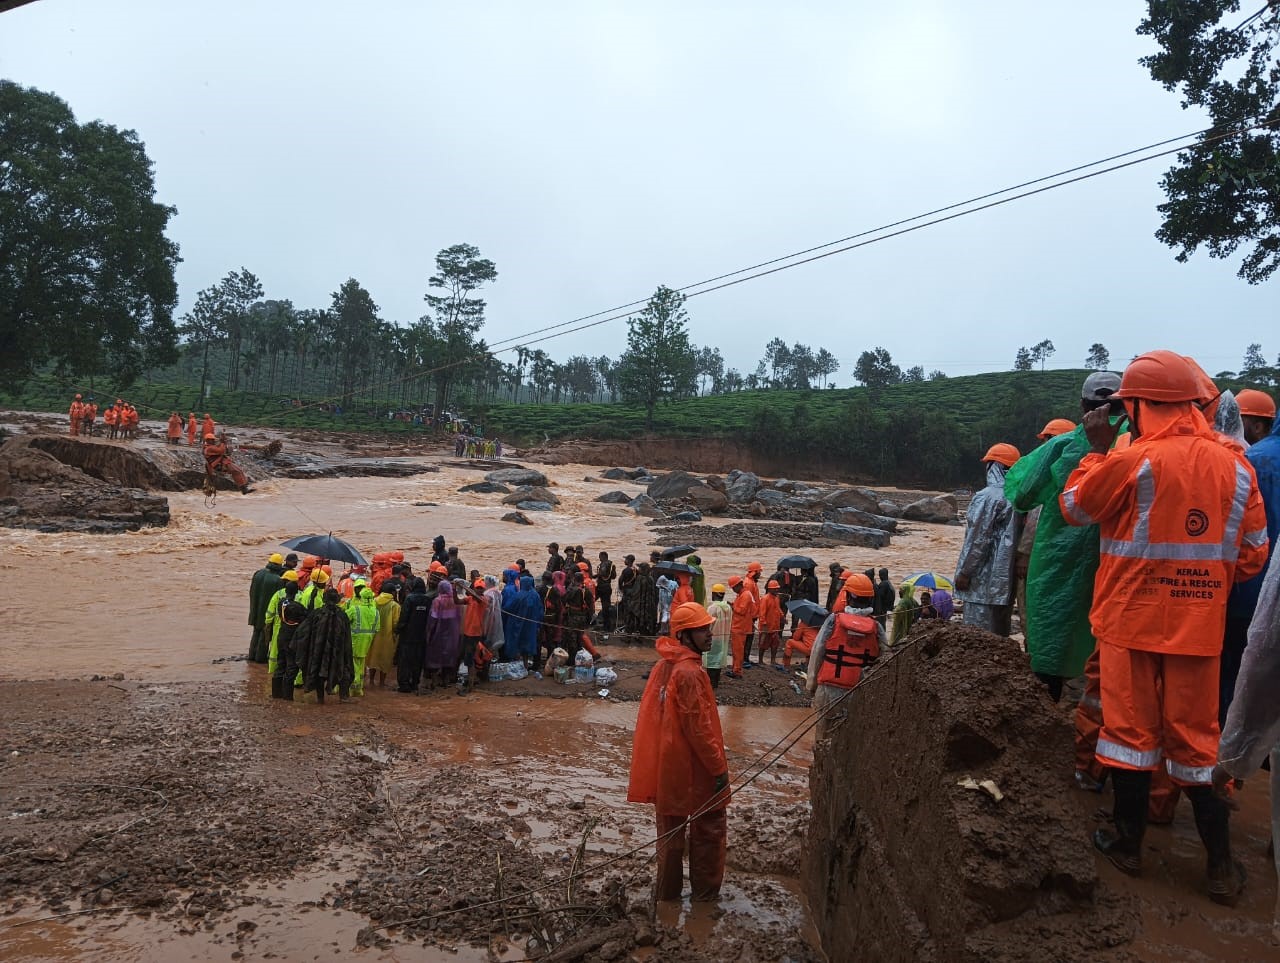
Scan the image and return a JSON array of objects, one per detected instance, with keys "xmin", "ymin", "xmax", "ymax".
[
  {"xmin": 804, "ymin": 620, "xmax": 1280, "ymax": 961},
  {"xmin": 530, "ymin": 436, "xmax": 921, "ymax": 485}
]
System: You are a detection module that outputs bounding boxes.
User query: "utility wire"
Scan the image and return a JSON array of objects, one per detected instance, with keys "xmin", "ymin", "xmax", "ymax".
[{"xmin": 249, "ymin": 119, "xmax": 1269, "ymax": 424}]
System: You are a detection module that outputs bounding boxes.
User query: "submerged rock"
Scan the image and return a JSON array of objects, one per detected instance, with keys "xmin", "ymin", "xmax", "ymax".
[
  {"xmin": 501, "ymin": 511, "xmax": 533, "ymax": 525},
  {"xmin": 485, "ymin": 467, "xmax": 549, "ymax": 487}
]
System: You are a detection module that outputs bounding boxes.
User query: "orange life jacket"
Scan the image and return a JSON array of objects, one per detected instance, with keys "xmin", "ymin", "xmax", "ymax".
[{"xmin": 816, "ymin": 613, "xmax": 879, "ymax": 689}]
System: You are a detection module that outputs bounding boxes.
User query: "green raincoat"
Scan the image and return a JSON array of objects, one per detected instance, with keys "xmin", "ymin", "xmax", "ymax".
[
  {"xmin": 345, "ymin": 587, "xmax": 380, "ymax": 696},
  {"xmin": 1003, "ymin": 418, "xmax": 1125, "ymax": 678}
]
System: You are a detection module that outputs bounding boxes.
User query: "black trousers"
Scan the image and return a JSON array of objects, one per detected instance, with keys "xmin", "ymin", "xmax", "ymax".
[{"xmin": 597, "ymin": 587, "xmax": 614, "ymax": 630}]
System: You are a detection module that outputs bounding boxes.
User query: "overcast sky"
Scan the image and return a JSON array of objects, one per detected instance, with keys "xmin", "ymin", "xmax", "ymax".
[{"xmin": 3, "ymin": 1, "xmax": 1276, "ymax": 382}]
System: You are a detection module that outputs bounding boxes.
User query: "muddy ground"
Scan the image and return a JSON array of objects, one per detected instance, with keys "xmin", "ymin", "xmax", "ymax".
[
  {"xmin": 1, "ymin": 411, "xmax": 1277, "ymax": 961},
  {"xmin": 0, "ymin": 678, "xmax": 819, "ymax": 963}
]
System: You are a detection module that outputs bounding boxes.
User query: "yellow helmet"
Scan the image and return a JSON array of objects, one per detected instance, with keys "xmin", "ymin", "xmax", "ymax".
[
  {"xmin": 711, "ymin": 583, "xmax": 727, "ymax": 594},
  {"xmin": 312, "ymin": 570, "xmax": 330, "ymax": 585},
  {"xmin": 282, "ymin": 570, "xmax": 299, "ymax": 583},
  {"xmin": 268, "ymin": 553, "xmax": 284, "ymax": 565}
]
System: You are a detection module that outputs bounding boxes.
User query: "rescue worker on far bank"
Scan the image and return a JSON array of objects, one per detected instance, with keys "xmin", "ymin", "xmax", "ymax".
[
  {"xmin": 805, "ymin": 573, "xmax": 885, "ymax": 736},
  {"xmin": 954, "ymin": 443, "xmax": 1023, "ymax": 635},
  {"xmin": 203, "ymin": 432, "xmax": 253, "ymax": 494},
  {"xmin": 69, "ymin": 394, "xmax": 84, "ymax": 436},
  {"xmin": 1061, "ymin": 350, "xmax": 1267, "ymax": 905},
  {"xmin": 628, "ymin": 602, "xmax": 730, "ymax": 902}
]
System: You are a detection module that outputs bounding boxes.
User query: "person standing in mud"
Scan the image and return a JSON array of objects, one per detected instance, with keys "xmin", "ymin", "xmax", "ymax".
[
  {"xmin": 292, "ymin": 588, "xmax": 356, "ymax": 703},
  {"xmin": 394, "ymin": 576, "xmax": 435, "ymax": 693},
  {"xmin": 630, "ymin": 562, "xmax": 659, "ymax": 636},
  {"xmin": 805, "ymin": 574, "xmax": 884, "ymax": 737},
  {"xmin": 69, "ymin": 394, "xmax": 84, "ymax": 436},
  {"xmin": 366, "ymin": 579, "xmax": 401, "ymax": 689},
  {"xmin": 954, "ymin": 444, "xmax": 1022, "ymax": 636},
  {"xmin": 595, "ymin": 551, "xmax": 617, "ymax": 630},
  {"xmin": 186, "ymin": 411, "xmax": 197, "ymax": 447},
  {"xmin": 248, "ymin": 552, "xmax": 288, "ymax": 663},
  {"xmin": 546, "ymin": 542, "xmax": 564, "ymax": 574},
  {"xmin": 628, "ymin": 602, "xmax": 730, "ymax": 902},
  {"xmin": 562, "ymin": 570, "xmax": 594, "ymax": 662},
  {"xmin": 263, "ymin": 569, "xmax": 300, "ymax": 694},
  {"xmin": 446, "ymin": 546, "xmax": 466, "ymax": 580},
  {"xmin": 825, "ymin": 563, "xmax": 847, "ymax": 613},
  {"xmin": 422, "ymin": 570, "xmax": 463, "ymax": 690},
  {"xmin": 273, "ymin": 599, "xmax": 308, "ymax": 700},
  {"xmin": 166, "ymin": 412, "xmax": 183, "ymax": 445},
  {"xmin": 617, "ymin": 555, "xmax": 637, "ymax": 631}
]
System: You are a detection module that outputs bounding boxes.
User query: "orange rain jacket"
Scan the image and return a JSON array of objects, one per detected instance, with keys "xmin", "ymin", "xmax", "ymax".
[
  {"xmin": 730, "ymin": 589, "xmax": 755, "ymax": 639},
  {"xmin": 202, "ymin": 415, "xmax": 216, "ymax": 438},
  {"xmin": 1060, "ymin": 403, "xmax": 1267, "ymax": 656},
  {"xmin": 167, "ymin": 413, "xmax": 183, "ymax": 439},
  {"xmin": 627, "ymin": 637, "xmax": 729, "ymax": 816},
  {"xmin": 187, "ymin": 414, "xmax": 197, "ymax": 444},
  {"xmin": 757, "ymin": 592, "xmax": 783, "ymax": 632}
]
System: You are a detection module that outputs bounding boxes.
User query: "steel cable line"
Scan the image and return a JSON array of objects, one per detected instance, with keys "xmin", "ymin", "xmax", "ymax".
[{"xmin": 254, "ymin": 119, "xmax": 1270, "ymax": 425}]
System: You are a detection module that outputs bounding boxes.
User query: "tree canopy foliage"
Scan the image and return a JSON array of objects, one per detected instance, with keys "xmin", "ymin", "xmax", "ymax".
[
  {"xmin": 615, "ymin": 286, "xmax": 699, "ymax": 429},
  {"xmin": 0, "ymin": 81, "xmax": 179, "ymax": 388},
  {"xmin": 1138, "ymin": 2, "xmax": 1280, "ymax": 282}
]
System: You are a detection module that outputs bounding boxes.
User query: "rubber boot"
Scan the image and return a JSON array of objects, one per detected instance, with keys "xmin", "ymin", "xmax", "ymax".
[
  {"xmin": 1186, "ymin": 785, "xmax": 1246, "ymax": 906},
  {"xmin": 315, "ymin": 686, "xmax": 325, "ymax": 705},
  {"xmin": 270, "ymin": 676, "xmax": 283, "ymax": 699},
  {"xmin": 1094, "ymin": 768, "xmax": 1150, "ymax": 876},
  {"xmin": 281, "ymin": 678, "xmax": 294, "ymax": 701}
]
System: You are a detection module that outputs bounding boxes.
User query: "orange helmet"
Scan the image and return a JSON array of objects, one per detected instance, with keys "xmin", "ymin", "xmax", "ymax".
[
  {"xmin": 766, "ymin": 579, "xmax": 780, "ymax": 589},
  {"xmin": 670, "ymin": 602, "xmax": 716, "ymax": 635},
  {"xmin": 746, "ymin": 561, "xmax": 763, "ymax": 574},
  {"xmin": 1037, "ymin": 418, "xmax": 1076, "ymax": 440},
  {"xmin": 982, "ymin": 443, "xmax": 1021, "ymax": 467},
  {"xmin": 727, "ymin": 575, "xmax": 744, "ymax": 589},
  {"xmin": 203, "ymin": 432, "xmax": 216, "ymax": 441},
  {"xmin": 843, "ymin": 573, "xmax": 875, "ymax": 597},
  {"xmin": 1115, "ymin": 351, "xmax": 1201, "ymax": 403},
  {"xmin": 74, "ymin": 393, "xmax": 82, "ymax": 400},
  {"xmin": 1236, "ymin": 388, "xmax": 1276, "ymax": 419}
]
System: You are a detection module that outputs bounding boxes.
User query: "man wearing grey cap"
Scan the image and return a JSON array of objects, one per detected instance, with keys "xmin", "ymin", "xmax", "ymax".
[{"xmin": 1004, "ymin": 372, "xmax": 1124, "ymax": 702}]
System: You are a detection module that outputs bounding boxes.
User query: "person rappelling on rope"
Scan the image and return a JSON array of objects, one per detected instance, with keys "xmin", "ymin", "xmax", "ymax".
[{"xmin": 202, "ymin": 431, "xmax": 254, "ymax": 495}]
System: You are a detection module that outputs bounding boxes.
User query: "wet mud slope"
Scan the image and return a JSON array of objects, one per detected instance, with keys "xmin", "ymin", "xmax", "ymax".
[{"xmin": 804, "ymin": 620, "xmax": 1280, "ymax": 962}]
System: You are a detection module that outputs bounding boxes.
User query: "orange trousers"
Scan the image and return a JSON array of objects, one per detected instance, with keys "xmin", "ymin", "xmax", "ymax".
[
  {"xmin": 757, "ymin": 630, "xmax": 781, "ymax": 658},
  {"xmin": 783, "ymin": 637, "xmax": 812, "ymax": 669},
  {"xmin": 655, "ymin": 808, "xmax": 727, "ymax": 901},
  {"xmin": 730, "ymin": 632, "xmax": 748, "ymax": 673},
  {"xmin": 208, "ymin": 459, "xmax": 248, "ymax": 488},
  {"xmin": 1097, "ymin": 642, "xmax": 1218, "ymax": 786},
  {"xmin": 1076, "ymin": 646, "xmax": 1182, "ymax": 820}
]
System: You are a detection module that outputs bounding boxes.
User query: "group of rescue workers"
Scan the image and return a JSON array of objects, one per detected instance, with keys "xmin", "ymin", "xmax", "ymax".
[
  {"xmin": 66, "ymin": 395, "xmax": 141, "ymax": 440},
  {"xmin": 951, "ymin": 353, "xmax": 1279, "ymax": 909},
  {"xmin": 238, "ymin": 349, "xmax": 1280, "ymax": 909}
]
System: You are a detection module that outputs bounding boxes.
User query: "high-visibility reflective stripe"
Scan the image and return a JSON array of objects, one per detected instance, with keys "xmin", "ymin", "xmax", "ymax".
[
  {"xmin": 1061, "ymin": 486, "xmax": 1095, "ymax": 526},
  {"xmin": 1132, "ymin": 459, "xmax": 1154, "ymax": 544},
  {"xmin": 1099, "ymin": 538, "xmax": 1236, "ymax": 561},
  {"xmin": 1097, "ymin": 738, "xmax": 1162, "ymax": 769},
  {"xmin": 1165, "ymin": 758, "xmax": 1214, "ymax": 784},
  {"xmin": 1244, "ymin": 528, "xmax": 1269, "ymax": 549},
  {"xmin": 1221, "ymin": 462, "xmax": 1253, "ymax": 551},
  {"xmin": 1078, "ymin": 694, "xmax": 1102, "ymax": 711},
  {"xmin": 1101, "ymin": 456, "xmax": 1255, "ymax": 564}
]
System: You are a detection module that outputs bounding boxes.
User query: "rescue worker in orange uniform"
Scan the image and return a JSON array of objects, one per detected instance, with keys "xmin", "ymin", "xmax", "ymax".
[
  {"xmin": 202, "ymin": 413, "xmax": 215, "ymax": 439},
  {"xmin": 740, "ymin": 562, "xmax": 763, "ymax": 666},
  {"xmin": 805, "ymin": 573, "xmax": 883, "ymax": 737},
  {"xmin": 187, "ymin": 412, "xmax": 198, "ymax": 446},
  {"xmin": 103, "ymin": 402, "xmax": 118, "ymax": 440},
  {"xmin": 727, "ymin": 575, "xmax": 754, "ymax": 678},
  {"xmin": 202, "ymin": 432, "xmax": 253, "ymax": 494},
  {"xmin": 82, "ymin": 398, "xmax": 98, "ymax": 436},
  {"xmin": 783, "ymin": 616, "xmax": 821, "ymax": 670},
  {"xmin": 628, "ymin": 601, "xmax": 730, "ymax": 902},
  {"xmin": 166, "ymin": 412, "xmax": 183, "ymax": 445},
  {"xmin": 1061, "ymin": 350, "xmax": 1267, "ymax": 905},
  {"xmin": 756, "ymin": 580, "xmax": 784, "ymax": 666},
  {"xmin": 68, "ymin": 395, "xmax": 83, "ymax": 436}
]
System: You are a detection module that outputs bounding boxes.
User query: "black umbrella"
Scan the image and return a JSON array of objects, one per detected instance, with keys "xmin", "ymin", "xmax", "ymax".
[
  {"xmin": 660, "ymin": 544, "xmax": 697, "ymax": 560},
  {"xmin": 280, "ymin": 533, "xmax": 368, "ymax": 567},
  {"xmin": 786, "ymin": 599, "xmax": 829, "ymax": 627},
  {"xmin": 653, "ymin": 561, "xmax": 696, "ymax": 574},
  {"xmin": 778, "ymin": 554, "xmax": 817, "ymax": 570}
]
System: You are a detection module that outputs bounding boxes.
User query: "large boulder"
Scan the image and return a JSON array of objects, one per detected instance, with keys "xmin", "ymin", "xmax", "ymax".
[
  {"xmin": 459, "ymin": 481, "xmax": 511, "ymax": 494},
  {"xmin": 501, "ymin": 486, "xmax": 560, "ymax": 506},
  {"xmin": 902, "ymin": 494, "xmax": 958, "ymax": 524},
  {"xmin": 819, "ymin": 522, "xmax": 891, "ymax": 549},
  {"xmin": 823, "ymin": 487, "xmax": 882, "ymax": 513},
  {"xmin": 835, "ymin": 508, "xmax": 899, "ymax": 533},
  {"xmin": 646, "ymin": 470, "xmax": 701, "ymax": 501},
  {"xmin": 705, "ymin": 474, "xmax": 727, "ymax": 493},
  {"xmin": 878, "ymin": 500, "xmax": 904, "ymax": 519},
  {"xmin": 687, "ymin": 485, "xmax": 730, "ymax": 514},
  {"xmin": 485, "ymin": 467, "xmax": 548, "ymax": 487},
  {"xmin": 725, "ymin": 470, "xmax": 762, "ymax": 504},
  {"xmin": 516, "ymin": 500, "xmax": 554, "ymax": 512},
  {"xmin": 601, "ymin": 467, "xmax": 633, "ymax": 481},
  {"xmin": 754, "ymin": 488, "xmax": 789, "ymax": 505},
  {"xmin": 628, "ymin": 494, "xmax": 666, "ymax": 518},
  {"xmin": 595, "ymin": 490, "xmax": 632, "ymax": 504},
  {"xmin": 501, "ymin": 511, "xmax": 532, "ymax": 525}
]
